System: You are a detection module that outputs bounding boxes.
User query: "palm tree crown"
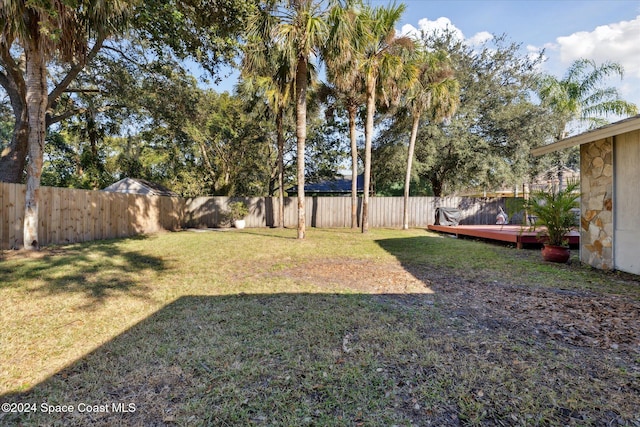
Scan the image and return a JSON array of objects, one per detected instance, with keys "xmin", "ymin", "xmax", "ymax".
[{"xmin": 538, "ymin": 58, "xmax": 638, "ymax": 139}]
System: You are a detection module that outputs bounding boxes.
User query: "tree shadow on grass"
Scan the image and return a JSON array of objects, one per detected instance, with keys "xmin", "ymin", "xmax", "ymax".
[
  {"xmin": 0, "ymin": 237, "xmax": 164, "ymax": 309},
  {"xmin": 0, "ymin": 293, "xmax": 446, "ymax": 426},
  {"xmin": 1, "ymin": 293, "xmax": 638, "ymax": 426}
]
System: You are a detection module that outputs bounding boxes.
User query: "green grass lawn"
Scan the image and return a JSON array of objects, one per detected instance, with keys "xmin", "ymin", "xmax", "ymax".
[{"xmin": 1, "ymin": 228, "xmax": 639, "ymax": 426}]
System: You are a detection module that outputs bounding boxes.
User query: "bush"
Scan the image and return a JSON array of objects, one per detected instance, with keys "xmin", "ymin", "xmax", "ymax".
[
  {"xmin": 526, "ymin": 182, "xmax": 580, "ymax": 246},
  {"xmin": 228, "ymin": 201, "xmax": 249, "ymax": 221}
]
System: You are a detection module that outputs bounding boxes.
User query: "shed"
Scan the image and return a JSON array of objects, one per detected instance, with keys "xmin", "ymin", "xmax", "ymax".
[
  {"xmin": 531, "ymin": 114, "xmax": 640, "ymax": 275},
  {"xmin": 103, "ymin": 178, "xmax": 179, "ymax": 197}
]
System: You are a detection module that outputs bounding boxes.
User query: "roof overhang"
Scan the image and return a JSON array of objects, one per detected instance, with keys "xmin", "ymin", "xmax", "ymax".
[{"xmin": 531, "ymin": 114, "xmax": 640, "ymax": 157}]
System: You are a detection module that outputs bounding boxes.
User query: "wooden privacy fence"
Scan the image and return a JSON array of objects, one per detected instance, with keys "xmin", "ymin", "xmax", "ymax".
[
  {"xmin": 0, "ymin": 183, "xmax": 184, "ymax": 250},
  {"xmin": 1, "ymin": 182, "xmax": 516, "ymax": 249}
]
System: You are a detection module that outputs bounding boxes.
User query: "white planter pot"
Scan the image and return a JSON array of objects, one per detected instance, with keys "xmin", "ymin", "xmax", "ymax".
[{"xmin": 234, "ymin": 219, "xmax": 246, "ymax": 229}]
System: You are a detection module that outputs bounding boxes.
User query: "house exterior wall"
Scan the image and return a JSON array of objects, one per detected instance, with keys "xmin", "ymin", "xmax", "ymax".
[
  {"xmin": 613, "ymin": 130, "xmax": 640, "ymax": 275},
  {"xmin": 580, "ymin": 137, "xmax": 614, "ymax": 270}
]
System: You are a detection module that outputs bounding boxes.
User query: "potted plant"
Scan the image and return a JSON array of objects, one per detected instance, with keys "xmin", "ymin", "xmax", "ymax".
[
  {"xmin": 228, "ymin": 201, "xmax": 249, "ymax": 229},
  {"xmin": 525, "ymin": 181, "xmax": 580, "ymax": 263}
]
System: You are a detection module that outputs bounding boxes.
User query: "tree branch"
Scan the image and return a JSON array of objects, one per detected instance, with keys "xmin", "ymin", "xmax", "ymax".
[
  {"xmin": 63, "ymin": 88, "xmax": 102, "ymax": 93},
  {"xmin": 101, "ymin": 44, "xmax": 145, "ymax": 66},
  {"xmin": 0, "ymin": 43, "xmax": 26, "ymax": 114},
  {"xmin": 46, "ymin": 104, "xmax": 124, "ymax": 126},
  {"xmin": 46, "ymin": 108, "xmax": 87, "ymax": 126},
  {"xmin": 48, "ymin": 35, "xmax": 106, "ymax": 111}
]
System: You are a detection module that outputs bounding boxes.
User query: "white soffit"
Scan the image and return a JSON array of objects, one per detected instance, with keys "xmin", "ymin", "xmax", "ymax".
[{"xmin": 531, "ymin": 115, "xmax": 640, "ymax": 157}]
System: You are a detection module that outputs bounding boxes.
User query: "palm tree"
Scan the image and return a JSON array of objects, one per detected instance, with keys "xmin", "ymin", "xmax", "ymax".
[
  {"xmin": 251, "ymin": 0, "xmax": 328, "ymax": 239},
  {"xmin": 0, "ymin": 1, "xmax": 132, "ymax": 249},
  {"xmin": 324, "ymin": 0, "xmax": 366, "ymax": 229},
  {"xmin": 357, "ymin": 2, "xmax": 413, "ymax": 233},
  {"xmin": 239, "ymin": 73, "xmax": 292, "ymax": 227},
  {"xmin": 242, "ymin": 17, "xmax": 295, "ymax": 228},
  {"xmin": 538, "ymin": 58, "xmax": 638, "ymax": 189},
  {"xmin": 402, "ymin": 49, "xmax": 459, "ymax": 229}
]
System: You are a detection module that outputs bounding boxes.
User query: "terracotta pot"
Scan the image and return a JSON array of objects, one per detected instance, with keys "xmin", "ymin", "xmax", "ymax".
[{"xmin": 541, "ymin": 244, "xmax": 570, "ymax": 263}]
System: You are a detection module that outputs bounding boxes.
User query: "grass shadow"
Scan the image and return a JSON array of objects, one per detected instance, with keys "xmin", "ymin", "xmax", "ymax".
[
  {"xmin": 1, "ymin": 293, "xmax": 639, "ymax": 426},
  {"xmin": 0, "ymin": 237, "xmax": 164, "ymax": 309}
]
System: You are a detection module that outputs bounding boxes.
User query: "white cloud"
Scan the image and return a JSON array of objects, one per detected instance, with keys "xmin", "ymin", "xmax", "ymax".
[
  {"xmin": 555, "ymin": 16, "xmax": 640, "ymax": 78},
  {"xmin": 400, "ymin": 23, "xmax": 421, "ymax": 39},
  {"xmin": 467, "ymin": 31, "xmax": 493, "ymax": 46},
  {"xmin": 400, "ymin": 17, "xmax": 492, "ymax": 46},
  {"xmin": 417, "ymin": 17, "xmax": 464, "ymax": 39}
]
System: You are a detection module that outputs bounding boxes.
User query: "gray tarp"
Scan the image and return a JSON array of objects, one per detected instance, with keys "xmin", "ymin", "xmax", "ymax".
[{"xmin": 435, "ymin": 207, "xmax": 461, "ymax": 226}]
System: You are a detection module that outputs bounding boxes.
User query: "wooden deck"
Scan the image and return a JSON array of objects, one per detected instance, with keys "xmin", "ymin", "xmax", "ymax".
[{"xmin": 427, "ymin": 224, "xmax": 579, "ymax": 249}]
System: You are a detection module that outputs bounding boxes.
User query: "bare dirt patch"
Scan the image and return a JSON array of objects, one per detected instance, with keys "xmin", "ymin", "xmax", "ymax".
[
  {"xmin": 413, "ymin": 264, "xmax": 640, "ymax": 354},
  {"xmin": 273, "ymin": 258, "xmax": 434, "ymax": 294},
  {"xmin": 0, "ymin": 247, "xmax": 72, "ymax": 260}
]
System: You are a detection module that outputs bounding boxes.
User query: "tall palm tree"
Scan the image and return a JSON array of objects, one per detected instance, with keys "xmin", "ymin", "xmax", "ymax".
[
  {"xmin": 538, "ymin": 58, "xmax": 637, "ymax": 189},
  {"xmin": 324, "ymin": 0, "xmax": 366, "ymax": 229},
  {"xmin": 243, "ymin": 17, "xmax": 295, "ymax": 228},
  {"xmin": 357, "ymin": 2, "xmax": 413, "ymax": 233},
  {"xmin": 251, "ymin": 0, "xmax": 328, "ymax": 239},
  {"xmin": 402, "ymin": 49, "xmax": 459, "ymax": 229},
  {"xmin": 0, "ymin": 0, "xmax": 132, "ymax": 249}
]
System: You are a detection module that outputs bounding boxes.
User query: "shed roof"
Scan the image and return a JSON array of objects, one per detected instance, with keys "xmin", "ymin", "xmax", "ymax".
[
  {"xmin": 103, "ymin": 178, "xmax": 179, "ymax": 197},
  {"xmin": 289, "ymin": 174, "xmax": 364, "ymax": 195},
  {"xmin": 531, "ymin": 114, "xmax": 640, "ymax": 157}
]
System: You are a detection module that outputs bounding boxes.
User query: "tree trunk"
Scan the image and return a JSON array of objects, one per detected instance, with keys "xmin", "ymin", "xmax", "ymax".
[
  {"xmin": 276, "ymin": 107, "xmax": 285, "ymax": 228},
  {"xmin": 0, "ymin": 50, "xmax": 28, "ymax": 183},
  {"xmin": 0, "ymin": 118, "xmax": 28, "ymax": 183},
  {"xmin": 295, "ymin": 56, "xmax": 307, "ymax": 239},
  {"xmin": 403, "ymin": 113, "xmax": 421, "ymax": 229},
  {"xmin": 23, "ymin": 41, "xmax": 48, "ymax": 250},
  {"xmin": 555, "ymin": 152, "xmax": 565, "ymax": 192},
  {"xmin": 348, "ymin": 104, "xmax": 358, "ymax": 229},
  {"xmin": 362, "ymin": 74, "xmax": 376, "ymax": 233},
  {"xmin": 431, "ymin": 177, "xmax": 443, "ymax": 197}
]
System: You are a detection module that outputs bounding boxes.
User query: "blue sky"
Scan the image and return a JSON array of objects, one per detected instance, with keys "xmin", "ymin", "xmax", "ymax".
[{"xmin": 213, "ymin": 0, "xmax": 640, "ymax": 112}]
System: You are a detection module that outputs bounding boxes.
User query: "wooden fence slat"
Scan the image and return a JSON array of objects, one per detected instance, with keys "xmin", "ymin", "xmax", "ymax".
[
  {"xmin": 50, "ymin": 188, "xmax": 59, "ymax": 245},
  {"xmin": 60, "ymin": 188, "xmax": 68, "ymax": 244},
  {"xmin": 8, "ymin": 184, "xmax": 20, "ymax": 249},
  {"xmin": 81, "ymin": 190, "xmax": 89, "ymax": 242},
  {"xmin": 120, "ymin": 194, "xmax": 127, "ymax": 237},
  {"xmin": 41, "ymin": 186, "xmax": 50, "ymax": 246},
  {"xmin": 76, "ymin": 189, "xmax": 84, "ymax": 243},
  {"xmin": 6, "ymin": 184, "xmax": 15, "ymax": 249},
  {"xmin": 0, "ymin": 183, "xmax": 4, "ymax": 250}
]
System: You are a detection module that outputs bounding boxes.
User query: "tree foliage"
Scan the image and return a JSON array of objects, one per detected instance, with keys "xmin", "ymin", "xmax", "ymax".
[
  {"xmin": 376, "ymin": 31, "xmax": 553, "ymax": 196},
  {"xmin": 132, "ymin": 0, "xmax": 256, "ymax": 79}
]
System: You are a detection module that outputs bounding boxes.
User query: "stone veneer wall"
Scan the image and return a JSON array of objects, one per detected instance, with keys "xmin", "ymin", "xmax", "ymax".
[{"xmin": 580, "ymin": 137, "xmax": 614, "ymax": 269}]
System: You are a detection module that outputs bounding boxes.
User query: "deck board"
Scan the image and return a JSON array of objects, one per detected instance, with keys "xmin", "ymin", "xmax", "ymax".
[{"xmin": 427, "ymin": 224, "xmax": 579, "ymax": 248}]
